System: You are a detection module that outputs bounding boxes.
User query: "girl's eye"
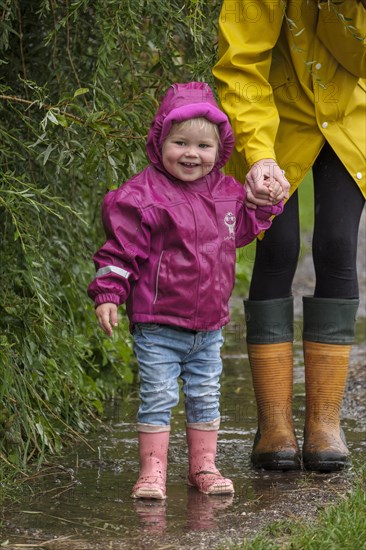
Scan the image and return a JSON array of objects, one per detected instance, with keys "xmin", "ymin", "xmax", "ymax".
[
  {"xmin": 174, "ymin": 141, "xmax": 185, "ymax": 146},
  {"xmin": 199, "ymin": 144, "xmax": 210, "ymax": 148}
]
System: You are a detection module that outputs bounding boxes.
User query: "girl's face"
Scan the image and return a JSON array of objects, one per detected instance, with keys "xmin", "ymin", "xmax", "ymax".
[{"xmin": 161, "ymin": 121, "xmax": 219, "ymax": 182}]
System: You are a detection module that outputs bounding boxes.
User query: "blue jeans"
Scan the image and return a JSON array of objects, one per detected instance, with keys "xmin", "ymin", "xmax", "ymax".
[{"xmin": 132, "ymin": 324, "xmax": 224, "ymax": 428}]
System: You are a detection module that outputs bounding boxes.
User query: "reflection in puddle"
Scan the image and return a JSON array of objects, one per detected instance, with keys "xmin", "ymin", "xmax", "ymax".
[
  {"xmin": 133, "ymin": 499, "xmax": 167, "ymax": 534},
  {"xmin": 2, "ymin": 306, "xmax": 365, "ymax": 547},
  {"xmin": 185, "ymin": 491, "xmax": 235, "ymax": 532}
]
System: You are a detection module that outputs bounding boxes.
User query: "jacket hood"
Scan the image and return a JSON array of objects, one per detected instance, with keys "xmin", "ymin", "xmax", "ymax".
[{"xmin": 146, "ymin": 82, "xmax": 234, "ymax": 172}]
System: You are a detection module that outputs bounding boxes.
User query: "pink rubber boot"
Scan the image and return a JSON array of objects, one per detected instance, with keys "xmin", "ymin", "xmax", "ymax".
[
  {"xmin": 131, "ymin": 431, "xmax": 169, "ymax": 500},
  {"xmin": 186, "ymin": 426, "xmax": 234, "ymax": 495}
]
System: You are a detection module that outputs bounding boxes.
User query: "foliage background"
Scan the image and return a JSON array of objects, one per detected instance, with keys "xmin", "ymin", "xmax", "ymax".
[{"xmin": 0, "ymin": 0, "xmax": 225, "ymax": 473}]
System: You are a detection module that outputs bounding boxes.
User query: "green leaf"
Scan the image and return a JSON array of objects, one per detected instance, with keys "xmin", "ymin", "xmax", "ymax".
[
  {"xmin": 73, "ymin": 87, "xmax": 89, "ymax": 98},
  {"xmin": 56, "ymin": 114, "xmax": 69, "ymax": 127},
  {"xmin": 47, "ymin": 111, "xmax": 59, "ymax": 125},
  {"xmin": 42, "ymin": 144, "xmax": 55, "ymax": 165}
]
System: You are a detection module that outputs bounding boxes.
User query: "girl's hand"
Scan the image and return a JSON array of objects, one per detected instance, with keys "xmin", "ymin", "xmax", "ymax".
[
  {"xmin": 266, "ymin": 177, "xmax": 284, "ymax": 203},
  {"xmin": 95, "ymin": 303, "xmax": 118, "ymax": 336},
  {"xmin": 245, "ymin": 158, "xmax": 290, "ymax": 208}
]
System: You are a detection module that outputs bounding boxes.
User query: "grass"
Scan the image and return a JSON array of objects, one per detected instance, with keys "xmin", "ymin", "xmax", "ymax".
[
  {"xmin": 225, "ymin": 465, "xmax": 366, "ymax": 549},
  {"xmin": 298, "ymin": 170, "xmax": 314, "ymax": 234}
]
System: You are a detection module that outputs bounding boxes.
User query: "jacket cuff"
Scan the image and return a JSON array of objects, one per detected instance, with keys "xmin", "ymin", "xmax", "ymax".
[
  {"xmin": 246, "ymin": 151, "xmax": 277, "ymax": 168},
  {"xmin": 256, "ymin": 200, "xmax": 284, "ymax": 220},
  {"xmin": 94, "ymin": 293, "xmax": 121, "ymax": 307}
]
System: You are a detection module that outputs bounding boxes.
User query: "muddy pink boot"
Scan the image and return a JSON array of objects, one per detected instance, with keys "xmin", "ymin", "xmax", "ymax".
[
  {"xmin": 186, "ymin": 425, "xmax": 234, "ymax": 495},
  {"xmin": 131, "ymin": 430, "xmax": 169, "ymax": 500}
]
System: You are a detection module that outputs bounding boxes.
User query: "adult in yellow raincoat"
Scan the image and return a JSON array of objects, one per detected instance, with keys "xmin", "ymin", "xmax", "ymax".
[{"xmin": 213, "ymin": 0, "xmax": 366, "ymax": 472}]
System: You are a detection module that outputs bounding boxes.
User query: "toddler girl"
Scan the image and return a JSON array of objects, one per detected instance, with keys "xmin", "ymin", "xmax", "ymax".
[{"xmin": 88, "ymin": 82, "xmax": 283, "ymax": 499}]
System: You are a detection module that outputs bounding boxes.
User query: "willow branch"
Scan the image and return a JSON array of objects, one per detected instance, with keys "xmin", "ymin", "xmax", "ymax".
[
  {"xmin": 17, "ymin": 5, "xmax": 29, "ymax": 100},
  {"xmin": 0, "ymin": 94, "xmax": 144, "ymax": 140},
  {"xmin": 0, "ymin": 94, "xmax": 84, "ymax": 123}
]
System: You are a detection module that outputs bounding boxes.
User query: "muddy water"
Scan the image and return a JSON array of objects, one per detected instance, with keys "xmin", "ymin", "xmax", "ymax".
[{"xmin": 2, "ymin": 302, "xmax": 365, "ymax": 550}]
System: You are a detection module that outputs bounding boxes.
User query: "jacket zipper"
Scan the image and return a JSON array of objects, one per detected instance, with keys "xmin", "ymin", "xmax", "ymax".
[
  {"xmin": 179, "ymin": 187, "xmax": 200, "ymax": 326},
  {"xmin": 153, "ymin": 250, "xmax": 164, "ymax": 304}
]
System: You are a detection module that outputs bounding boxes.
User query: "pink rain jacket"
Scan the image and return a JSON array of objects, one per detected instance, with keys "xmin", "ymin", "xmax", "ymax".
[{"xmin": 88, "ymin": 82, "xmax": 283, "ymax": 331}]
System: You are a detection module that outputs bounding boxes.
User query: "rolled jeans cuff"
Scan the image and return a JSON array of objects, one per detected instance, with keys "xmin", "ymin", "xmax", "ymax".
[
  {"xmin": 186, "ymin": 417, "xmax": 220, "ymax": 431},
  {"xmin": 136, "ymin": 423, "xmax": 171, "ymax": 433}
]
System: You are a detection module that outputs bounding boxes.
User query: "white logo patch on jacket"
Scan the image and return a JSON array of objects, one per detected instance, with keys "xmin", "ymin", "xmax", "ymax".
[{"xmin": 224, "ymin": 211, "xmax": 236, "ymax": 240}]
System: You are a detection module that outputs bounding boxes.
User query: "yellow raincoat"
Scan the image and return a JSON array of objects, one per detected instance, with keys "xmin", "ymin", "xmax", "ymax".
[{"xmin": 213, "ymin": 0, "xmax": 366, "ymax": 198}]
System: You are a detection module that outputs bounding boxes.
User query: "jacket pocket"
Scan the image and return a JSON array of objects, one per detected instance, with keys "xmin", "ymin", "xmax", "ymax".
[
  {"xmin": 269, "ymin": 49, "xmax": 292, "ymax": 90},
  {"xmin": 153, "ymin": 250, "xmax": 165, "ymax": 304}
]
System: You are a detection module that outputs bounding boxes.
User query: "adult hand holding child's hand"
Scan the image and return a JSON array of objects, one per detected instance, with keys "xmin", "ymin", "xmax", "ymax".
[{"xmin": 245, "ymin": 158, "xmax": 290, "ymax": 208}]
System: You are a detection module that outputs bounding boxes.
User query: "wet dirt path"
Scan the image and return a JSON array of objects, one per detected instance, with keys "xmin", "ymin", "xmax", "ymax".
[{"xmin": 1, "ymin": 213, "xmax": 365, "ymax": 550}]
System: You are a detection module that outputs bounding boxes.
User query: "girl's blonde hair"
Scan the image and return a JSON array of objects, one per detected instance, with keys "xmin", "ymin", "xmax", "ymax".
[{"xmin": 172, "ymin": 117, "xmax": 221, "ymax": 149}]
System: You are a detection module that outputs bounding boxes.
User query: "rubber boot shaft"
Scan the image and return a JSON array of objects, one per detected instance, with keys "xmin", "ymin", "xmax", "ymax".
[
  {"xmin": 244, "ymin": 296, "xmax": 293, "ymax": 344},
  {"xmin": 302, "ymin": 296, "xmax": 359, "ymax": 344}
]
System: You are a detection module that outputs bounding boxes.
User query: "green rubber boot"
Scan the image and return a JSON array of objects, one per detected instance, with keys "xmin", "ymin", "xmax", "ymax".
[
  {"xmin": 303, "ymin": 297, "xmax": 359, "ymax": 471},
  {"xmin": 244, "ymin": 297, "xmax": 301, "ymax": 471}
]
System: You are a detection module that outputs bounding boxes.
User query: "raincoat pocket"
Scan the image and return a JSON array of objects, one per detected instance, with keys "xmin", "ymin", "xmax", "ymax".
[{"xmin": 269, "ymin": 49, "xmax": 292, "ymax": 91}]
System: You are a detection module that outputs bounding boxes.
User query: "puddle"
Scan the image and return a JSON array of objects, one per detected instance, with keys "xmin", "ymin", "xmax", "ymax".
[{"xmin": 1, "ymin": 303, "xmax": 365, "ymax": 549}]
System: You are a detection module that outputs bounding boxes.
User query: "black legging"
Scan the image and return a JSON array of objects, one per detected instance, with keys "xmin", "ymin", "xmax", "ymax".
[{"xmin": 249, "ymin": 143, "xmax": 365, "ymax": 300}]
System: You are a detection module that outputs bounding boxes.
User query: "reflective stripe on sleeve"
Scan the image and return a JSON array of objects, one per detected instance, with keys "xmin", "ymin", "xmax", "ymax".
[{"xmin": 95, "ymin": 266, "xmax": 130, "ymax": 279}]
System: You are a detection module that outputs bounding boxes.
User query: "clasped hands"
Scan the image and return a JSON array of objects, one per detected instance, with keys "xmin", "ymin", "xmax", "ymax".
[{"xmin": 245, "ymin": 158, "xmax": 290, "ymax": 208}]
